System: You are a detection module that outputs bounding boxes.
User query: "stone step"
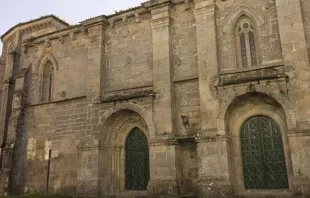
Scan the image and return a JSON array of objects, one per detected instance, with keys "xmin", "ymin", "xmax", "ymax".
[{"xmin": 236, "ymin": 191, "xmax": 294, "ymax": 198}]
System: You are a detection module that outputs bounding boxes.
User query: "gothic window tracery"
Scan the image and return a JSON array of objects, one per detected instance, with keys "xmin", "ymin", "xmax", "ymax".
[{"xmin": 235, "ymin": 16, "xmax": 259, "ymax": 68}]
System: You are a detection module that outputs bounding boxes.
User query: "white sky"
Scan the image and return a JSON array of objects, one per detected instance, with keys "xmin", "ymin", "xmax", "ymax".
[{"xmin": 0, "ymin": 0, "xmax": 147, "ymax": 54}]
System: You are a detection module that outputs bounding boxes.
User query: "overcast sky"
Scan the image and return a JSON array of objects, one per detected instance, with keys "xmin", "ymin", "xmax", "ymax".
[{"xmin": 0, "ymin": 0, "xmax": 146, "ymax": 55}]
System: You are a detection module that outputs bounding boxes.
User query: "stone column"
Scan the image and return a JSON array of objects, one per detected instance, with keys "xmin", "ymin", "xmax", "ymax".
[
  {"xmin": 193, "ymin": 0, "xmax": 219, "ymax": 133},
  {"xmin": 275, "ymin": 0, "xmax": 310, "ymax": 196},
  {"xmin": 75, "ymin": 17, "xmax": 109, "ymax": 196},
  {"xmin": 275, "ymin": 0, "xmax": 310, "ymax": 119},
  {"xmin": 193, "ymin": 1, "xmax": 232, "ymax": 197},
  {"xmin": 83, "ymin": 17, "xmax": 108, "ymax": 104},
  {"xmin": 150, "ymin": 1, "xmax": 175, "ymax": 135},
  {"xmin": 148, "ymin": 140, "xmax": 179, "ymax": 197},
  {"xmin": 0, "ymin": 67, "xmax": 30, "ymax": 196},
  {"xmin": 0, "ymin": 38, "xmax": 22, "ymax": 196},
  {"xmin": 146, "ymin": 1, "xmax": 179, "ymax": 196}
]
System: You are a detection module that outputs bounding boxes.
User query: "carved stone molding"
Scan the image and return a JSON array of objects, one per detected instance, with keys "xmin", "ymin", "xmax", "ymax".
[
  {"xmin": 217, "ymin": 64, "xmax": 286, "ymax": 86},
  {"xmin": 20, "ymin": 22, "xmax": 51, "ymax": 36},
  {"xmin": 5, "ymin": 33, "xmax": 16, "ymax": 45}
]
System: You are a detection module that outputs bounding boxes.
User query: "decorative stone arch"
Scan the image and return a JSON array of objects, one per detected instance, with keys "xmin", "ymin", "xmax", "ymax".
[
  {"xmin": 37, "ymin": 52, "xmax": 58, "ymax": 74},
  {"xmin": 223, "ymin": 92, "xmax": 294, "ymax": 194},
  {"xmin": 217, "ymin": 88, "xmax": 297, "ymax": 135},
  {"xmin": 97, "ymin": 103, "xmax": 154, "ymax": 196},
  {"xmin": 36, "ymin": 52, "xmax": 58, "ymax": 102},
  {"xmin": 97, "ymin": 102, "xmax": 155, "ymax": 139},
  {"xmin": 224, "ymin": 5, "xmax": 266, "ymax": 35},
  {"xmin": 105, "ymin": 115, "xmax": 149, "ymax": 147}
]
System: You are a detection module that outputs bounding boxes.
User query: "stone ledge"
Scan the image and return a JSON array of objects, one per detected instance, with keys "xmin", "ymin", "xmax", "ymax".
[
  {"xmin": 27, "ymin": 95, "xmax": 86, "ymax": 107},
  {"xmin": 217, "ymin": 62, "xmax": 287, "ymax": 86},
  {"xmin": 100, "ymin": 88, "xmax": 155, "ymax": 103},
  {"xmin": 173, "ymin": 75, "xmax": 198, "ymax": 83},
  {"xmin": 219, "ymin": 60, "xmax": 284, "ymax": 75},
  {"xmin": 236, "ymin": 189, "xmax": 293, "ymax": 198}
]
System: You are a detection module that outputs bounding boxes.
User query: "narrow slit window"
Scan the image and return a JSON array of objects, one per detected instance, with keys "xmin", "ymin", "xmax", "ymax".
[
  {"xmin": 42, "ymin": 61, "xmax": 54, "ymax": 102},
  {"xmin": 249, "ymin": 31, "xmax": 257, "ymax": 66},
  {"xmin": 240, "ymin": 32, "xmax": 247, "ymax": 67}
]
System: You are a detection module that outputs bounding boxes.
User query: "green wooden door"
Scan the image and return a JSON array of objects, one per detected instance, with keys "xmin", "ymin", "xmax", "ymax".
[
  {"xmin": 125, "ymin": 128, "xmax": 150, "ymax": 190},
  {"xmin": 241, "ymin": 116, "xmax": 288, "ymax": 189}
]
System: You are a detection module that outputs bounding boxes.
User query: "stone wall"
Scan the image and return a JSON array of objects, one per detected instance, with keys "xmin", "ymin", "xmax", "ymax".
[
  {"xmin": 104, "ymin": 13, "xmax": 153, "ymax": 91},
  {"xmin": 301, "ymin": 0, "xmax": 310, "ymax": 59},
  {"xmin": 23, "ymin": 30, "xmax": 88, "ymax": 104},
  {"xmin": 25, "ymin": 97, "xmax": 86, "ymax": 194},
  {"xmin": 0, "ymin": 0, "xmax": 310, "ymax": 197},
  {"xmin": 175, "ymin": 79, "xmax": 200, "ymax": 136},
  {"xmin": 171, "ymin": 3, "xmax": 198, "ymax": 80},
  {"xmin": 0, "ymin": 56, "xmax": 4, "ymax": 104}
]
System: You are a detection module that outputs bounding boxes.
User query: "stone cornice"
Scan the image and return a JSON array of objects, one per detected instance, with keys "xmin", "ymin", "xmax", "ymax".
[
  {"xmin": 151, "ymin": 16, "xmax": 172, "ymax": 29},
  {"xmin": 149, "ymin": 1, "xmax": 172, "ymax": 29},
  {"xmin": 148, "ymin": 137, "xmax": 178, "ymax": 146},
  {"xmin": 143, "ymin": 0, "xmax": 172, "ymax": 10},
  {"xmin": 22, "ymin": 17, "xmax": 109, "ymax": 53},
  {"xmin": 80, "ymin": 16, "xmax": 109, "ymax": 28},
  {"xmin": 22, "ymin": 26, "xmax": 81, "ymax": 53},
  {"xmin": 193, "ymin": 0, "xmax": 217, "ymax": 18}
]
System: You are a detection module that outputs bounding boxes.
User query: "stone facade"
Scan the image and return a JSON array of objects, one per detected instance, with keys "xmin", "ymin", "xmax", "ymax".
[
  {"xmin": 0, "ymin": 56, "xmax": 4, "ymax": 106},
  {"xmin": 0, "ymin": 0, "xmax": 310, "ymax": 197}
]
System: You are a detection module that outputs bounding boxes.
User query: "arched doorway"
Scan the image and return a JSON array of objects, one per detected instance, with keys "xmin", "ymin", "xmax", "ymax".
[
  {"xmin": 125, "ymin": 127, "xmax": 150, "ymax": 190},
  {"xmin": 241, "ymin": 116, "xmax": 288, "ymax": 189}
]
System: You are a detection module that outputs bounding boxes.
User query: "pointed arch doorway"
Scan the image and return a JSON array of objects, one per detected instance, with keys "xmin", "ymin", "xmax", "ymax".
[
  {"xmin": 125, "ymin": 127, "xmax": 150, "ymax": 190},
  {"xmin": 241, "ymin": 116, "xmax": 289, "ymax": 189}
]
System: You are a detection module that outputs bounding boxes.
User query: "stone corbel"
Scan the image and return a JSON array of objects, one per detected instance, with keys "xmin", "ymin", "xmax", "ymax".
[
  {"xmin": 81, "ymin": 27, "xmax": 89, "ymax": 36},
  {"xmin": 70, "ymin": 32, "xmax": 76, "ymax": 40},
  {"xmin": 150, "ymin": 4, "xmax": 172, "ymax": 29},
  {"xmin": 33, "ymin": 44, "xmax": 38, "ymax": 51},
  {"xmin": 122, "ymin": 16, "xmax": 128, "ymax": 24},
  {"xmin": 135, "ymin": 13, "xmax": 141, "ymax": 23},
  {"xmin": 23, "ymin": 45, "xmax": 29, "ymax": 54},
  {"xmin": 109, "ymin": 19, "xmax": 115, "ymax": 28},
  {"xmin": 45, "ymin": 39, "xmax": 51, "ymax": 47},
  {"xmin": 59, "ymin": 35, "xmax": 64, "ymax": 44},
  {"xmin": 184, "ymin": 0, "xmax": 191, "ymax": 9},
  {"xmin": 193, "ymin": 0, "xmax": 216, "ymax": 18}
]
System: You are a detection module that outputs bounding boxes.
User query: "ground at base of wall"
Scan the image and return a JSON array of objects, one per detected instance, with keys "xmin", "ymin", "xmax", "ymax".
[{"xmin": 4, "ymin": 195, "xmax": 72, "ymax": 198}]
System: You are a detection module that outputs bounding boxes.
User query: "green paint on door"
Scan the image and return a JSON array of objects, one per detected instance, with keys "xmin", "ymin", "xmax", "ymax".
[
  {"xmin": 241, "ymin": 116, "xmax": 289, "ymax": 189},
  {"xmin": 125, "ymin": 127, "xmax": 150, "ymax": 190}
]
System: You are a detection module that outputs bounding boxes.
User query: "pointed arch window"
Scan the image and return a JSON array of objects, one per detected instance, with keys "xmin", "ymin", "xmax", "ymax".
[
  {"xmin": 235, "ymin": 16, "xmax": 259, "ymax": 67},
  {"xmin": 42, "ymin": 60, "xmax": 54, "ymax": 102}
]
